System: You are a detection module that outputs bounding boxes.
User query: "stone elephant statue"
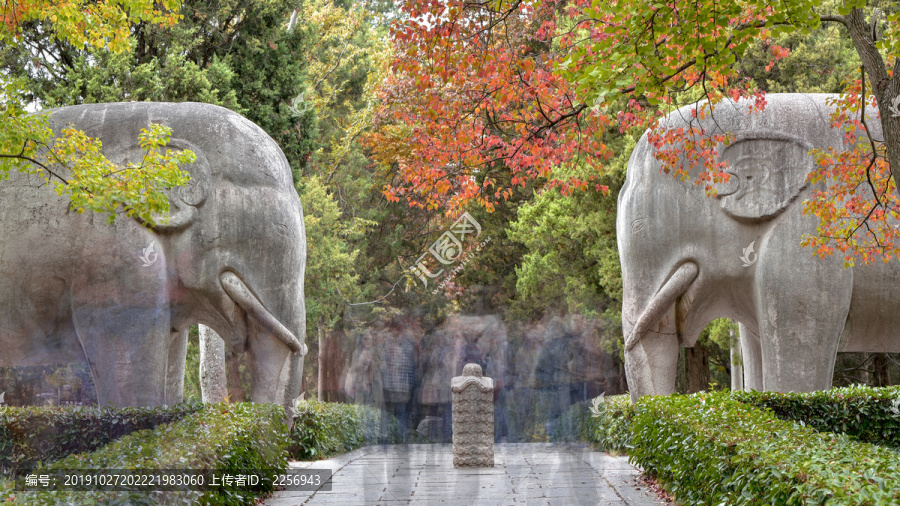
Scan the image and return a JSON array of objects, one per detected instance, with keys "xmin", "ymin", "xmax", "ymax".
[
  {"xmin": 0, "ymin": 102, "xmax": 307, "ymax": 408},
  {"xmin": 617, "ymin": 93, "xmax": 900, "ymax": 401}
]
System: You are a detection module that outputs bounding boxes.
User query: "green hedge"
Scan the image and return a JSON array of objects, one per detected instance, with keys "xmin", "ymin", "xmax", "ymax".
[
  {"xmin": 5, "ymin": 402, "xmax": 290, "ymax": 505},
  {"xmin": 289, "ymin": 400, "xmax": 397, "ymax": 460},
  {"xmin": 629, "ymin": 392, "xmax": 900, "ymax": 505},
  {"xmin": 551, "ymin": 395, "xmax": 635, "ymax": 454},
  {"xmin": 734, "ymin": 386, "xmax": 900, "ymax": 449},
  {"xmin": 0, "ymin": 402, "xmax": 202, "ymax": 475},
  {"xmin": 588, "ymin": 395, "xmax": 635, "ymax": 454}
]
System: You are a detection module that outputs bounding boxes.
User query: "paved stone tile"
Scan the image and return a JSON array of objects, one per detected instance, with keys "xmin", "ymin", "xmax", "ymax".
[{"xmin": 265, "ymin": 443, "xmax": 668, "ymax": 506}]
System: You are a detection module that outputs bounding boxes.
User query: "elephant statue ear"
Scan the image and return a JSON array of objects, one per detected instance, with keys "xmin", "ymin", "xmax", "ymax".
[
  {"xmin": 714, "ymin": 130, "xmax": 813, "ymax": 222},
  {"xmin": 109, "ymin": 138, "xmax": 210, "ymax": 230}
]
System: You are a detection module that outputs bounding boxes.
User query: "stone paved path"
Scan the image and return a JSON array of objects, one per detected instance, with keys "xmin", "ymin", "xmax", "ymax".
[{"xmin": 265, "ymin": 443, "xmax": 668, "ymax": 505}]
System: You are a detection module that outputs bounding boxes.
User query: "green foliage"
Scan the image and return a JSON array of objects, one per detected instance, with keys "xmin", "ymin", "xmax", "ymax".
[
  {"xmin": 304, "ymin": 0, "xmax": 389, "ymax": 181},
  {"xmin": 4, "ymin": 0, "xmax": 318, "ymax": 182},
  {"xmin": 509, "ymin": 138, "xmax": 630, "ymax": 322},
  {"xmin": 507, "ymin": 134, "xmax": 632, "ymax": 354},
  {"xmin": 183, "ymin": 325, "xmax": 202, "ymax": 403},
  {"xmin": 0, "ymin": 107, "xmax": 193, "ymax": 227},
  {"xmin": 0, "ymin": 477, "xmax": 12, "ymax": 502},
  {"xmin": 0, "ymin": 0, "xmax": 188, "ymax": 225},
  {"xmin": 562, "ymin": 0, "xmax": 823, "ymax": 108},
  {"xmin": 674, "ymin": 319, "xmax": 735, "ymax": 393},
  {"xmin": 0, "ymin": 402, "xmax": 202, "ymax": 476},
  {"xmin": 588, "ymin": 395, "xmax": 636, "ymax": 455},
  {"xmin": 734, "ymin": 386, "xmax": 900, "ymax": 450},
  {"xmin": 739, "ymin": 14, "xmax": 859, "ymax": 94},
  {"xmin": 10, "ymin": 403, "xmax": 290, "ymax": 505},
  {"xmin": 550, "ymin": 402, "xmax": 592, "ymax": 443},
  {"xmin": 45, "ymin": 123, "xmax": 193, "ymax": 226},
  {"xmin": 19, "ymin": 41, "xmax": 240, "ymax": 110},
  {"xmin": 288, "ymin": 400, "xmax": 397, "ymax": 460},
  {"xmin": 630, "ymin": 391, "xmax": 900, "ymax": 505},
  {"xmin": 299, "ymin": 176, "xmax": 368, "ymax": 331}
]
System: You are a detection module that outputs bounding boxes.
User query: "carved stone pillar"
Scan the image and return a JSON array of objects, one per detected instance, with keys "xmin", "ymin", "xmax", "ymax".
[{"xmin": 451, "ymin": 363, "xmax": 494, "ymax": 467}]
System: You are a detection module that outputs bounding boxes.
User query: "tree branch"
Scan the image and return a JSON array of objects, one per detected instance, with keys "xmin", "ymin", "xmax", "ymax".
[{"xmin": 819, "ymin": 14, "xmax": 847, "ymax": 27}]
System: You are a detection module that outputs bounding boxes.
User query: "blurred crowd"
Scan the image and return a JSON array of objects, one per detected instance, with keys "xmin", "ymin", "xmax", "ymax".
[{"xmin": 340, "ymin": 313, "xmax": 625, "ymax": 442}]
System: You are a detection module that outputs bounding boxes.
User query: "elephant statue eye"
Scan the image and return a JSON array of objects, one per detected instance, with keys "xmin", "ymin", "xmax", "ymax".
[
  {"xmin": 632, "ymin": 218, "xmax": 645, "ymax": 234},
  {"xmin": 273, "ymin": 222, "xmax": 290, "ymax": 237}
]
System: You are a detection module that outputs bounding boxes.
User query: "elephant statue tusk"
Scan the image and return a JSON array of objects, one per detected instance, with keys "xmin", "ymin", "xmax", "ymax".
[
  {"xmin": 220, "ymin": 271, "xmax": 307, "ymax": 355},
  {"xmin": 624, "ymin": 262, "xmax": 698, "ymax": 352}
]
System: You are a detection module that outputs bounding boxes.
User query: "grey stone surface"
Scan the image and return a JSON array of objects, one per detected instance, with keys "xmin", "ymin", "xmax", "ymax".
[
  {"xmin": 618, "ymin": 93, "xmax": 900, "ymax": 399},
  {"xmin": 199, "ymin": 324, "xmax": 228, "ymax": 403},
  {"xmin": 0, "ymin": 102, "xmax": 307, "ymax": 407},
  {"xmin": 265, "ymin": 443, "xmax": 668, "ymax": 505},
  {"xmin": 451, "ymin": 363, "xmax": 494, "ymax": 467}
]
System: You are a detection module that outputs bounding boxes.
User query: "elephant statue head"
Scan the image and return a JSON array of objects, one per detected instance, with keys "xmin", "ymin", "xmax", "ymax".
[
  {"xmin": 617, "ymin": 93, "xmax": 900, "ymax": 400},
  {"xmin": 0, "ymin": 102, "xmax": 307, "ymax": 409}
]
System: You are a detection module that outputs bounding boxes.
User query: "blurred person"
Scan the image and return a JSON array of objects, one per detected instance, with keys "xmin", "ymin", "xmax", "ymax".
[
  {"xmin": 344, "ymin": 328, "xmax": 383, "ymax": 406},
  {"xmin": 382, "ymin": 322, "xmax": 416, "ymax": 440}
]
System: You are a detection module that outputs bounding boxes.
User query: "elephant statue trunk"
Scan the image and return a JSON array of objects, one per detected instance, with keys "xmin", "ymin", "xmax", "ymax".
[
  {"xmin": 220, "ymin": 271, "xmax": 304, "ymax": 354},
  {"xmin": 623, "ymin": 262, "xmax": 698, "ymax": 400}
]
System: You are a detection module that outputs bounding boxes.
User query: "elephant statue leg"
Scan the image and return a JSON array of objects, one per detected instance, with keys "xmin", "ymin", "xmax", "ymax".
[
  {"xmin": 755, "ymin": 226, "xmax": 852, "ymax": 392},
  {"xmin": 738, "ymin": 323, "xmax": 763, "ymax": 391},
  {"xmin": 165, "ymin": 328, "xmax": 189, "ymax": 405},
  {"xmin": 281, "ymin": 350, "xmax": 303, "ymax": 407},
  {"xmin": 246, "ymin": 319, "xmax": 292, "ymax": 403},
  {"xmin": 226, "ymin": 348, "xmax": 245, "ymax": 402},
  {"xmin": 73, "ymin": 306, "xmax": 170, "ymax": 406},
  {"xmin": 199, "ymin": 324, "xmax": 228, "ymax": 403},
  {"xmin": 624, "ymin": 305, "xmax": 680, "ymax": 402}
]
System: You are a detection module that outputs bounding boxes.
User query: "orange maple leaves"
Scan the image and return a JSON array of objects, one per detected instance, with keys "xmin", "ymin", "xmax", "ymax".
[
  {"xmin": 802, "ymin": 87, "xmax": 900, "ymax": 266},
  {"xmin": 367, "ymin": 0, "xmax": 612, "ymax": 213}
]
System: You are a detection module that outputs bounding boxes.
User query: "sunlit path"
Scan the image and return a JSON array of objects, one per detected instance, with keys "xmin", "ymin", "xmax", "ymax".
[{"xmin": 266, "ymin": 443, "xmax": 667, "ymax": 505}]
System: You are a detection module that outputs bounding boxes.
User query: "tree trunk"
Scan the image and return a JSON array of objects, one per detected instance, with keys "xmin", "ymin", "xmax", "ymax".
[
  {"xmin": 873, "ymin": 353, "xmax": 890, "ymax": 387},
  {"xmin": 730, "ymin": 328, "xmax": 744, "ymax": 392},
  {"xmin": 845, "ymin": 9, "xmax": 900, "ymax": 198},
  {"xmin": 317, "ymin": 325, "xmax": 324, "ymax": 402},
  {"xmin": 685, "ymin": 343, "xmax": 710, "ymax": 394}
]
